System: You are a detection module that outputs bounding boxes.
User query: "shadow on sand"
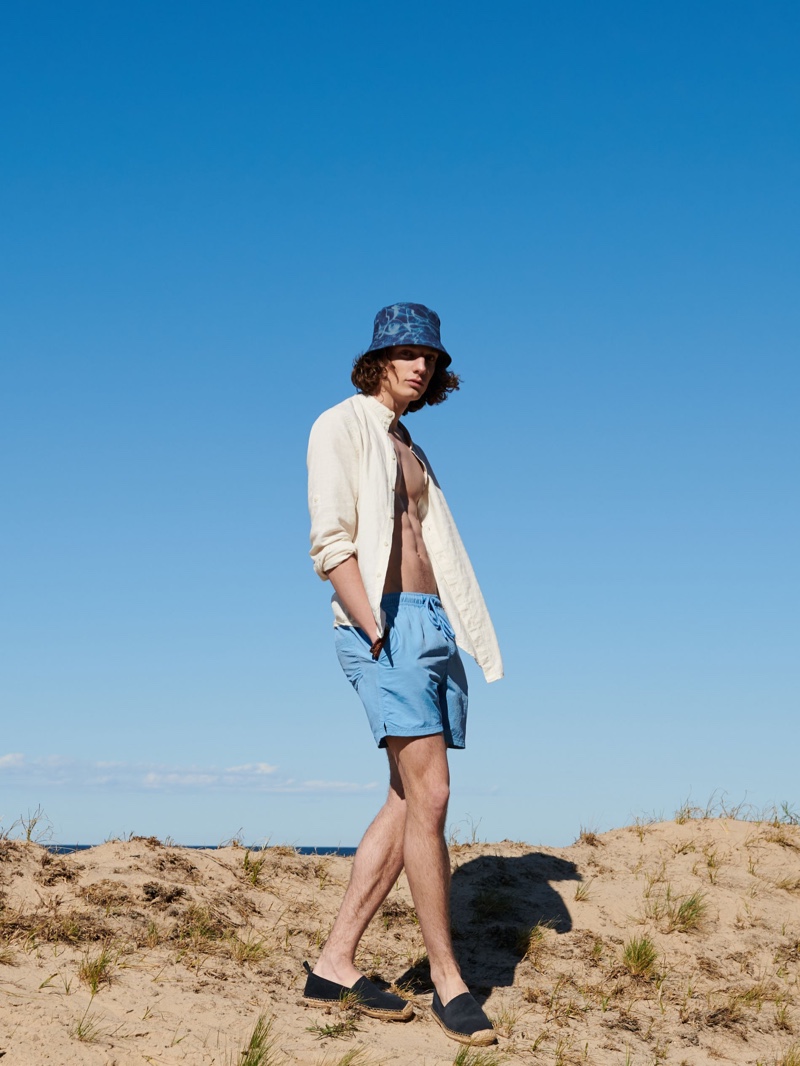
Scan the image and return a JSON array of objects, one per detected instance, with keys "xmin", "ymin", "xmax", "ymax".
[{"xmin": 395, "ymin": 849, "xmax": 580, "ymax": 1001}]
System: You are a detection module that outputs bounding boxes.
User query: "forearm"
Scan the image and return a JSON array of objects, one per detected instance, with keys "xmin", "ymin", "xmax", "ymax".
[{"xmin": 326, "ymin": 556, "xmax": 381, "ymax": 642}]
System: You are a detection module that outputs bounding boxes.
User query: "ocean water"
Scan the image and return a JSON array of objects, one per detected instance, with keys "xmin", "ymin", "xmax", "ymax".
[{"xmin": 47, "ymin": 844, "xmax": 358, "ymax": 856}]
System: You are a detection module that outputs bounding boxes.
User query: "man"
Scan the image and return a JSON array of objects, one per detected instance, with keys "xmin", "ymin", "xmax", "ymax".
[{"xmin": 304, "ymin": 302, "xmax": 503, "ymax": 1047}]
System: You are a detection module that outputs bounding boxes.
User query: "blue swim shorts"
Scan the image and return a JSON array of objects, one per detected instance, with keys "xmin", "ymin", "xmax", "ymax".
[{"xmin": 334, "ymin": 593, "xmax": 468, "ymax": 749}]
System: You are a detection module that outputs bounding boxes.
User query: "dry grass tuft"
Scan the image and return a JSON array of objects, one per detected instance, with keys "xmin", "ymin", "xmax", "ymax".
[
  {"xmin": 307, "ymin": 1014, "xmax": 360, "ymax": 1040},
  {"xmin": 80, "ymin": 880, "xmax": 132, "ymax": 910},
  {"xmin": 736, "ymin": 977, "xmax": 784, "ymax": 1007},
  {"xmin": 471, "ymin": 888, "xmax": 514, "ymax": 922},
  {"xmin": 452, "ymin": 1047, "xmax": 502, "ymax": 1066},
  {"xmin": 573, "ymin": 878, "xmax": 593, "ymax": 902},
  {"xmin": 622, "ymin": 935, "xmax": 658, "ymax": 978},
  {"xmin": 764, "ymin": 825, "xmax": 800, "ymax": 850},
  {"xmin": 775, "ymin": 1002, "xmax": 794, "ymax": 1032},
  {"xmin": 152, "ymin": 851, "xmax": 199, "ymax": 880},
  {"xmin": 172, "ymin": 904, "xmax": 231, "ymax": 950},
  {"xmin": 380, "ymin": 898, "xmax": 417, "ymax": 929},
  {"xmin": 70, "ymin": 998, "xmax": 105, "ymax": 1043},
  {"xmin": 776, "ymin": 939, "xmax": 800, "ymax": 965},
  {"xmin": 0, "ymin": 838, "xmax": 22, "ymax": 860},
  {"xmin": 227, "ymin": 931, "xmax": 268, "ymax": 964},
  {"xmin": 35, "ymin": 852, "xmax": 77, "ymax": 885},
  {"xmin": 577, "ymin": 827, "xmax": 603, "ymax": 847},
  {"xmin": 645, "ymin": 885, "xmax": 708, "ymax": 933},
  {"xmin": 705, "ymin": 1001, "xmax": 744, "ymax": 1028},
  {"xmin": 491, "ymin": 1003, "xmax": 518, "ymax": 1037},
  {"xmin": 0, "ymin": 903, "xmax": 113, "ymax": 945},
  {"xmin": 142, "ymin": 881, "xmax": 186, "ymax": 905},
  {"xmin": 773, "ymin": 1043, "xmax": 800, "ymax": 1066},
  {"xmin": 386, "ymin": 980, "xmax": 416, "ymax": 1002},
  {"xmin": 230, "ymin": 1013, "xmax": 278, "ymax": 1066},
  {"xmin": 242, "ymin": 849, "xmax": 267, "ymax": 886},
  {"xmin": 315, "ymin": 1049, "xmax": 374, "ymax": 1066},
  {"xmin": 667, "ymin": 889, "xmax": 708, "ymax": 932},
  {"xmin": 515, "ymin": 920, "xmax": 552, "ymax": 964},
  {"xmin": 78, "ymin": 944, "xmax": 115, "ymax": 993}
]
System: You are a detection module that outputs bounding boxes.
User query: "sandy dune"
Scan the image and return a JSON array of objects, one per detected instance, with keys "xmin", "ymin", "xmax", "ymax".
[{"xmin": 2, "ymin": 816, "xmax": 800, "ymax": 1064}]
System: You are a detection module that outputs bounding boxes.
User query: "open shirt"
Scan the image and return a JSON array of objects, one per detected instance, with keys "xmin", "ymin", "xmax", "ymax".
[{"xmin": 307, "ymin": 393, "xmax": 503, "ymax": 683}]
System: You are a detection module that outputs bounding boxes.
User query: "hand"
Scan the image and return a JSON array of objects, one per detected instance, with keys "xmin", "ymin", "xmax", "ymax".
[{"xmin": 370, "ymin": 626, "xmax": 389, "ymax": 660}]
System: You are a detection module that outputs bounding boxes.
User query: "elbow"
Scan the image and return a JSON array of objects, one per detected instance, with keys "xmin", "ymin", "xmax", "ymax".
[{"xmin": 311, "ymin": 541, "xmax": 357, "ymax": 580}]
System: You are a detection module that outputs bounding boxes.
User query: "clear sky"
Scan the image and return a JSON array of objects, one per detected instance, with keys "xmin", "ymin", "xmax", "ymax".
[{"xmin": 2, "ymin": 1, "xmax": 798, "ymax": 847}]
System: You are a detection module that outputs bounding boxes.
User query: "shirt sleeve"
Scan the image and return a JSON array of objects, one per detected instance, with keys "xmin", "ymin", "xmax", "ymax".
[{"xmin": 307, "ymin": 406, "xmax": 360, "ymax": 581}]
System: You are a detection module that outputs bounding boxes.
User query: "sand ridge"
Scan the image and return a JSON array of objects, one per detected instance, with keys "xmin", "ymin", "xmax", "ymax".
[{"xmin": 1, "ymin": 817, "xmax": 800, "ymax": 1064}]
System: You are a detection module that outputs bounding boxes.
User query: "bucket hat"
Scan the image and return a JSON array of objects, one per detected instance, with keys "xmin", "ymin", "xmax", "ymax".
[{"xmin": 365, "ymin": 303, "xmax": 451, "ymax": 366}]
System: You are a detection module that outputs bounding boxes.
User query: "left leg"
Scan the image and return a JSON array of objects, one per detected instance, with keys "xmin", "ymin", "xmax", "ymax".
[{"xmin": 312, "ymin": 746, "xmax": 406, "ymax": 987}]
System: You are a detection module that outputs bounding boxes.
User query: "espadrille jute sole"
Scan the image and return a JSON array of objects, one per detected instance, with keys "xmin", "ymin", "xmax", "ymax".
[
  {"xmin": 302, "ymin": 996, "xmax": 413, "ymax": 1022},
  {"xmin": 429, "ymin": 1005, "xmax": 496, "ymax": 1046}
]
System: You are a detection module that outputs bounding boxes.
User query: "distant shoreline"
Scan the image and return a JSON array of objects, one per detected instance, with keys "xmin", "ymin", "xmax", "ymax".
[{"xmin": 46, "ymin": 843, "xmax": 358, "ymax": 855}]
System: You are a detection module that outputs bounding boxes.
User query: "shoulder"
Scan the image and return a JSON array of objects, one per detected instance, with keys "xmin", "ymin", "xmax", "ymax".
[{"xmin": 310, "ymin": 396, "xmax": 361, "ymax": 438}]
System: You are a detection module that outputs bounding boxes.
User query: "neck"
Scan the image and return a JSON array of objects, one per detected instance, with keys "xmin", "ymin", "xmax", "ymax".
[{"xmin": 374, "ymin": 389, "xmax": 405, "ymax": 429}]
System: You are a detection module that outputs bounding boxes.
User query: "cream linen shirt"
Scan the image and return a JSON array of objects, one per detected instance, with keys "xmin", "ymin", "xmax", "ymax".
[{"xmin": 307, "ymin": 393, "xmax": 503, "ymax": 683}]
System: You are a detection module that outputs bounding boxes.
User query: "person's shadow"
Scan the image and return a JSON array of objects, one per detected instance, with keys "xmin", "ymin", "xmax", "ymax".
[{"xmin": 395, "ymin": 850, "xmax": 579, "ymax": 1000}]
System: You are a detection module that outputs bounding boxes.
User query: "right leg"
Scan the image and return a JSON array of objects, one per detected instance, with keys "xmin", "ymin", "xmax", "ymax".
[
  {"xmin": 312, "ymin": 747, "xmax": 407, "ymax": 987},
  {"xmin": 386, "ymin": 733, "xmax": 468, "ymax": 1005}
]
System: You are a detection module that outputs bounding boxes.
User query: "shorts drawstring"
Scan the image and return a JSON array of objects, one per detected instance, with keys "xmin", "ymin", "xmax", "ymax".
[{"xmin": 427, "ymin": 597, "xmax": 456, "ymax": 641}]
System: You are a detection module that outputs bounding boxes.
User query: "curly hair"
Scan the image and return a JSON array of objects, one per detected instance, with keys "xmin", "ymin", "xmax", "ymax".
[{"xmin": 351, "ymin": 349, "xmax": 460, "ymax": 413}]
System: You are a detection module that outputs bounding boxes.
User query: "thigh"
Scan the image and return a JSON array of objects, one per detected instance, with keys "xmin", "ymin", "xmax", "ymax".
[{"xmin": 385, "ymin": 733, "xmax": 450, "ymax": 803}]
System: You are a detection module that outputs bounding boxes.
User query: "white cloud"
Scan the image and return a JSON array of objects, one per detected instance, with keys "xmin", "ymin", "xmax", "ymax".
[
  {"xmin": 143, "ymin": 772, "xmax": 220, "ymax": 789},
  {"xmin": 225, "ymin": 762, "xmax": 277, "ymax": 775},
  {"xmin": 300, "ymin": 780, "xmax": 378, "ymax": 793},
  {"xmin": 0, "ymin": 753, "xmax": 375, "ymax": 795}
]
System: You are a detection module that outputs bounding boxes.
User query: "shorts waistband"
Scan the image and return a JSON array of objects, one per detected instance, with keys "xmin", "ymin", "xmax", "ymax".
[{"xmin": 381, "ymin": 592, "xmax": 442, "ymax": 609}]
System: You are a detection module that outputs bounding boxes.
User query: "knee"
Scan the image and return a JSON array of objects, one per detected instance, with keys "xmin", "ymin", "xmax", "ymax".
[{"xmin": 412, "ymin": 781, "xmax": 450, "ymax": 826}]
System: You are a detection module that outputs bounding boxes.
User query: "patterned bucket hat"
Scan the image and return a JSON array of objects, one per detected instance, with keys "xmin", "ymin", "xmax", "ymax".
[{"xmin": 365, "ymin": 303, "xmax": 451, "ymax": 366}]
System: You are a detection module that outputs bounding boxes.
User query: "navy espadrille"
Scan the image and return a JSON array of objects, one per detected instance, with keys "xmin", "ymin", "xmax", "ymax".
[
  {"xmin": 431, "ymin": 990, "xmax": 495, "ymax": 1046},
  {"xmin": 302, "ymin": 961, "xmax": 413, "ymax": 1021}
]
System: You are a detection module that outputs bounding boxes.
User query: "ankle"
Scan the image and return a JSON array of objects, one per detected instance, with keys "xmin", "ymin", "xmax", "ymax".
[
  {"xmin": 312, "ymin": 953, "xmax": 361, "ymax": 984},
  {"xmin": 430, "ymin": 964, "xmax": 465, "ymax": 993},
  {"xmin": 317, "ymin": 948, "xmax": 352, "ymax": 970}
]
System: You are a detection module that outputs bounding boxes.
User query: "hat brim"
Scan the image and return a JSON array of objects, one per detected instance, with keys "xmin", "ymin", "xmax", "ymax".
[{"xmin": 365, "ymin": 343, "xmax": 452, "ymax": 368}]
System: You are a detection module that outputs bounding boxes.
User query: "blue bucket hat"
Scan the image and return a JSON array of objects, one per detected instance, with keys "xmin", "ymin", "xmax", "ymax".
[{"xmin": 365, "ymin": 302, "xmax": 451, "ymax": 366}]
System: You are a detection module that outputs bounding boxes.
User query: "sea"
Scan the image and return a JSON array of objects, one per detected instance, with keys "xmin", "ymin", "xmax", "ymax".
[{"xmin": 47, "ymin": 844, "xmax": 357, "ymax": 856}]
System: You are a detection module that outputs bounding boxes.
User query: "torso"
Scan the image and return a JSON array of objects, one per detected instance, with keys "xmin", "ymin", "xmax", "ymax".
[{"xmin": 382, "ymin": 425, "xmax": 438, "ymax": 595}]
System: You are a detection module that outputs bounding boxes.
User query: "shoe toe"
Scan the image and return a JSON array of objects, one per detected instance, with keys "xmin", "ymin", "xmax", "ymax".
[{"xmin": 432, "ymin": 991, "xmax": 496, "ymax": 1045}]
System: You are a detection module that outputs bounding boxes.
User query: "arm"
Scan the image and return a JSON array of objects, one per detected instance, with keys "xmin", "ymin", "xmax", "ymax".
[
  {"xmin": 325, "ymin": 556, "xmax": 382, "ymax": 644},
  {"xmin": 307, "ymin": 407, "xmax": 385, "ymax": 650},
  {"xmin": 308, "ymin": 408, "xmax": 361, "ymax": 578}
]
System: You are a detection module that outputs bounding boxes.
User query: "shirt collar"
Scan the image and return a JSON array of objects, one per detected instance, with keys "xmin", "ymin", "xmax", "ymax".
[{"xmin": 358, "ymin": 392, "xmax": 396, "ymax": 431}]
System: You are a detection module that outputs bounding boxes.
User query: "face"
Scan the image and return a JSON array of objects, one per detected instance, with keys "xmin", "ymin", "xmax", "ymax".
[{"xmin": 379, "ymin": 345, "xmax": 440, "ymax": 408}]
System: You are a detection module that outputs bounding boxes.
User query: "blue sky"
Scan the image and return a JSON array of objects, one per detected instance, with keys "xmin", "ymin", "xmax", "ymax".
[{"xmin": 2, "ymin": 1, "xmax": 798, "ymax": 846}]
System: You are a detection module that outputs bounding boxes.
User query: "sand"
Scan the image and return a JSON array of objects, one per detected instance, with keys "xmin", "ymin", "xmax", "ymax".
[{"xmin": 1, "ymin": 817, "xmax": 799, "ymax": 1065}]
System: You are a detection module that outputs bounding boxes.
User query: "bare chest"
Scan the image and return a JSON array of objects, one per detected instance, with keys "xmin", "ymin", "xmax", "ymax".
[{"xmin": 389, "ymin": 434, "xmax": 427, "ymax": 504}]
